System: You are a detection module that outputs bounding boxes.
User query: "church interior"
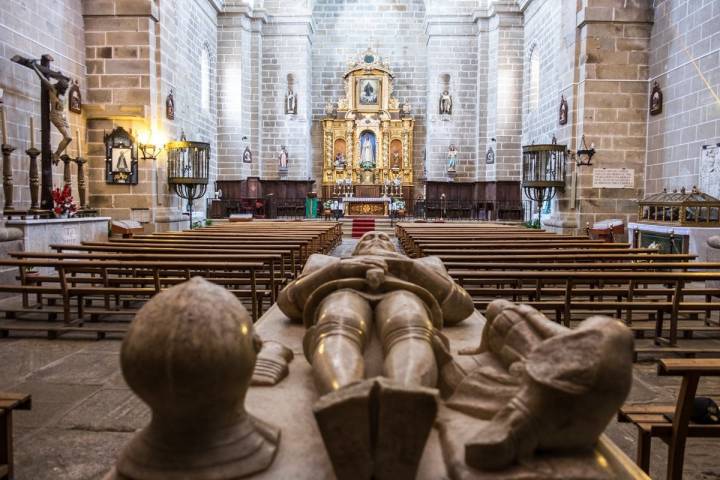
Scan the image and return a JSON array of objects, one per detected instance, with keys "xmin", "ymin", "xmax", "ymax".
[{"xmin": 0, "ymin": 0, "xmax": 719, "ymax": 478}]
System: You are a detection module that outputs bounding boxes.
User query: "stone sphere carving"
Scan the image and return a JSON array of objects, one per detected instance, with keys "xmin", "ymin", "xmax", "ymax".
[{"xmin": 116, "ymin": 277, "xmax": 280, "ymax": 480}]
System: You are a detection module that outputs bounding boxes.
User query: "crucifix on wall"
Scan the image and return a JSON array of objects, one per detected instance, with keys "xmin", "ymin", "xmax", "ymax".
[{"xmin": 11, "ymin": 54, "xmax": 72, "ymax": 210}]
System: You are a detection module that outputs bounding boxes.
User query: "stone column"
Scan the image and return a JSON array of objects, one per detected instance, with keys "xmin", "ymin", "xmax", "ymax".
[
  {"xmin": 424, "ymin": 13, "xmax": 478, "ymax": 181},
  {"xmin": 481, "ymin": 1, "xmax": 524, "ymax": 183},
  {"xmin": 260, "ymin": 13, "xmax": 314, "ymax": 180},
  {"xmin": 546, "ymin": 0, "xmax": 653, "ymax": 234},
  {"xmin": 218, "ymin": 2, "xmax": 266, "ymax": 180},
  {"xmin": 82, "ymin": 0, "xmax": 159, "ymax": 219}
]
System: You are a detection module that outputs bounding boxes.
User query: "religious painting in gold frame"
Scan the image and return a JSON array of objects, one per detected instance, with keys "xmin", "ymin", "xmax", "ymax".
[{"xmin": 356, "ymin": 76, "xmax": 382, "ymax": 112}]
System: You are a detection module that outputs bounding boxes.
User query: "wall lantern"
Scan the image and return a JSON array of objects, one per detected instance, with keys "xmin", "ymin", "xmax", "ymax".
[{"xmin": 575, "ymin": 135, "xmax": 596, "ymax": 167}]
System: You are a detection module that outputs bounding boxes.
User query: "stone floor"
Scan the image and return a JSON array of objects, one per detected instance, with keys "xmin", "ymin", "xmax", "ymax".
[{"xmin": 1, "ymin": 239, "xmax": 720, "ymax": 479}]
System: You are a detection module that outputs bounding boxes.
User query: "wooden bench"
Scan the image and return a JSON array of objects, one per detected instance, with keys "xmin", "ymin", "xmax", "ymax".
[
  {"xmin": 0, "ymin": 392, "xmax": 31, "ymax": 480},
  {"xmin": 618, "ymin": 359, "xmax": 720, "ymax": 478}
]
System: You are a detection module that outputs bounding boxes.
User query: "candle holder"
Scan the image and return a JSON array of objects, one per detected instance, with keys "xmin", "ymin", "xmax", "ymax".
[
  {"xmin": 26, "ymin": 146, "xmax": 41, "ymax": 213},
  {"xmin": 60, "ymin": 154, "xmax": 73, "ymax": 189},
  {"xmin": 2, "ymin": 143, "xmax": 15, "ymax": 212},
  {"xmin": 73, "ymin": 156, "xmax": 89, "ymax": 210}
]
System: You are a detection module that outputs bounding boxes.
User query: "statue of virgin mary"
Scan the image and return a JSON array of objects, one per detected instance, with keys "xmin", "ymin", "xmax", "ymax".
[{"xmin": 360, "ymin": 132, "xmax": 376, "ymax": 168}]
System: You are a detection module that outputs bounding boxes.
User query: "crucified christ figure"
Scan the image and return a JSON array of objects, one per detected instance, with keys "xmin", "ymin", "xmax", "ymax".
[{"xmin": 30, "ymin": 59, "xmax": 72, "ymax": 164}]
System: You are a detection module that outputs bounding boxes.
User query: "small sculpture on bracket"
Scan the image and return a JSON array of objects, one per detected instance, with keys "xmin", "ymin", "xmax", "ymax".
[
  {"xmin": 559, "ymin": 95, "xmax": 568, "ymax": 125},
  {"xmin": 447, "ymin": 144, "xmax": 458, "ymax": 172},
  {"xmin": 650, "ymin": 81, "xmax": 663, "ymax": 115},
  {"xmin": 279, "ymin": 145, "xmax": 289, "ymax": 174},
  {"xmin": 166, "ymin": 90, "xmax": 175, "ymax": 120},
  {"xmin": 242, "ymin": 146, "xmax": 252, "ymax": 164}
]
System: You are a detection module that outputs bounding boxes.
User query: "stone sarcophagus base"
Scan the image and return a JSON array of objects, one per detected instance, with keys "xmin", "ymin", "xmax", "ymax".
[{"xmin": 248, "ymin": 305, "xmax": 649, "ymax": 480}]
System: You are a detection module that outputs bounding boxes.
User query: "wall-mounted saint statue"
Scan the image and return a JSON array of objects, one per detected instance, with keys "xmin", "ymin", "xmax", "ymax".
[
  {"xmin": 279, "ymin": 145, "xmax": 288, "ymax": 170},
  {"xmin": 439, "ymin": 90, "xmax": 453, "ymax": 115},
  {"xmin": 166, "ymin": 90, "xmax": 175, "ymax": 120},
  {"xmin": 28, "ymin": 59, "xmax": 72, "ymax": 163},
  {"xmin": 559, "ymin": 95, "xmax": 568, "ymax": 125},
  {"xmin": 68, "ymin": 80, "xmax": 82, "ymax": 114},
  {"xmin": 391, "ymin": 148, "xmax": 402, "ymax": 170},
  {"xmin": 334, "ymin": 152, "xmax": 346, "ymax": 170},
  {"xmin": 447, "ymin": 144, "xmax": 458, "ymax": 172},
  {"xmin": 650, "ymin": 81, "xmax": 663, "ymax": 116},
  {"xmin": 285, "ymin": 88, "xmax": 297, "ymax": 115},
  {"xmin": 242, "ymin": 146, "xmax": 252, "ymax": 164}
]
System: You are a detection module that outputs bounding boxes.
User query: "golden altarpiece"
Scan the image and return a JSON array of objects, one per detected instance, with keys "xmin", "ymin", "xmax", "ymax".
[{"xmin": 321, "ymin": 49, "xmax": 415, "ymax": 216}]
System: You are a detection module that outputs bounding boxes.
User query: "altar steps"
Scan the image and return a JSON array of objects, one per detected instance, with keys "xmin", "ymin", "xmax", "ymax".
[{"xmin": 341, "ymin": 218, "xmax": 394, "ymax": 238}]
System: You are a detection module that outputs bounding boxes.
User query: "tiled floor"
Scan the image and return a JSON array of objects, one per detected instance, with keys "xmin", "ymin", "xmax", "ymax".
[{"xmin": 1, "ymin": 238, "xmax": 720, "ymax": 479}]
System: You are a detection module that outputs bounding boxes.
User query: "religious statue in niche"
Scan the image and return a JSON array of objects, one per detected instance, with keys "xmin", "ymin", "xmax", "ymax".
[
  {"xmin": 439, "ymin": 90, "xmax": 453, "ymax": 116},
  {"xmin": 650, "ymin": 81, "xmax": 663, "ymax": 115},
  {"xmin": 390, "ymin": 148, "xmax": 402, "ymax": 170},
  {"xmin": 359, "ymin": 131, "xmax": 376, "ymax": 169},
  {"xmin": 27, "ymin": 57, "xmax": 72, "ymax": 164},
  {"xmin": 334, "ymin": 151, "xmax": 346, "ymax": 170},
  {"xmin": 559, "ymin": 95, "xmax": 568, "ymax": 125},
  {"xmin": 105, "ymin": 126, "xmax": 138, "ymax": 184},
  {"xmin": 242, "ymin": 146, "xmax": 252, "ymax": 164},
  {"xmin": 285, "ymin": 88, "xmax": 297, "ymax": 115},
  {"xmin": 447, "ymin": 144, "xmax": 458, "ymax": 172},
  {"xmin": 68, "ymin": 80, "xmax": 82, "ymax": 114},
  {"xmin": 166, "ymin": 90, "xmax": 175, "ymax": 120},
  {"xmin": 279, "ymin": 145, "xmax": 289, "ymax": 172}
]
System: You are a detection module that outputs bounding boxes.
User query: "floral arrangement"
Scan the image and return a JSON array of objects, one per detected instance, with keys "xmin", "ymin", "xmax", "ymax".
[
  {"xmin": 323, "ymin": 199, "xmax": 334, "ymax": 210},
  {"xmin": 359, "ymin": 160, "xmax": 375, "ymax": 171},
  {"xmin": 51, "ymin": 185, "xmax": 77, "ymax": 218},
  {"xmin": 393, "ymin": 199, "xmax": 406, "ymax": 211}
]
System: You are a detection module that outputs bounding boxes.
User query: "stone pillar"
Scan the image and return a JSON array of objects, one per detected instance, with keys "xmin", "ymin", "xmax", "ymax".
[
  {"xmin": 482, "ymin": 1, "xmax": 524, "ymax": 183},
  {"xmin": 424, "ymin": 14, "xmax": 478, "ymax": 181},
  {"xmin": 546, "ymin": 0, "xmax": 653, "ymax": 233},
  {"xmin": 260, "ymin": 13, "xmax": 314, "ymax": 180},
  {"xmin": 82, "ymin": 0, "xmax": 159, "ymax": 219}
]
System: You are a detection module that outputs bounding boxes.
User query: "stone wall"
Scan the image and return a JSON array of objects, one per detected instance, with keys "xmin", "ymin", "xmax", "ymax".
[
  {"xmin": 0, "ymin": 0, "xmax": 87, "ymax": 210},
  {"xmin": 310, "ymin": 0, "xmax": 428, "ymax": 183},
  {"xmin": 645, "ymin": 0, "xmax": 720, "ymax": 194}
]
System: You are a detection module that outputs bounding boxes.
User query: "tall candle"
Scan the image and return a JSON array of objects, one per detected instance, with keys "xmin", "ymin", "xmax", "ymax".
[
  {"xmin": 0, "ymin": 104, "xmax": 7, "ymax": 145},
  {"xmin": 29, "ymin": 116, "xmax": 35, "ymax": 149},
  {"xmin": 76, "ymin": 129, "xmax": 81, "ymax": 157}
]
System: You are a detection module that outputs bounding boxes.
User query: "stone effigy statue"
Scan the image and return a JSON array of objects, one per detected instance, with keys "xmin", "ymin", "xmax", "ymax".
[
  {"xmin": 111, "ymin": 277, "xmax": 280, "ymax": 480},
  {"xmin": 433, "ymin": 299, "xmax": 634, "ymax": 477},
  {"xmin": 277, "ymin": 231, "xmax": 475, "ymax": 479}
]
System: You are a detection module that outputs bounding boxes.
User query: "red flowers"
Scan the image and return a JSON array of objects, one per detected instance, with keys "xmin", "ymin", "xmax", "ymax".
[{"xmin": 51, "ymin": 185, "xmax": 77, "ymax": 217}]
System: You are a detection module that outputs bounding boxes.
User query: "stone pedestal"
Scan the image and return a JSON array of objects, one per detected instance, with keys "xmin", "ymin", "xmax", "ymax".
[
  {"xmin": 0, "ymin": 227, "xmax": 24, "ymax": 298},
  {"xmin": 6, "ymin": 217, "xmax": 111, "ymax": 252}
]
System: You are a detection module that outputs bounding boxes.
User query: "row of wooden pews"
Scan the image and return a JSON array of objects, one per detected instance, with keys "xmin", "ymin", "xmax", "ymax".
[
  {"xmin": 0, "ymin": 220, "xmax": 341, "ymax": 339},
  {"xmin": 396, "ymin": 222, "xmax": 720, "ymax": 359},
  {"xmin": 397, "ymin": 221, "xmax": 720, "ymax": 478}
]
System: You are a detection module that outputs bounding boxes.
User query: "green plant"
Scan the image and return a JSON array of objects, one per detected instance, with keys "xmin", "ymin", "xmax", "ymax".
[
  {"xmin": 524, "ymin": 219, "xmax": 542, "ymax": 229},
  {"xmin": 205, "ymin": 219, "xmax": 213, "ymax": 226}
]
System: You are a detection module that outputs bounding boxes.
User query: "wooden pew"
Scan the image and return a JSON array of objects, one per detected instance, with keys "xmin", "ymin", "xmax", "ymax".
[
  {"xmin": 449, "ymin": 270, "xmax": 720, "ymax": 354},
  {"xmin": 618, "ymin": 359, "xmax": 720, "ymax": 478},
  {"xmin": 0, "ymin": 392, "xmax": 31, "ymax": 480}
]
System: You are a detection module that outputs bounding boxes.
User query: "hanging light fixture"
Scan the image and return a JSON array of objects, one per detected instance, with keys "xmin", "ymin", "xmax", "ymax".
[{"xmin": 165, "ymin": 131, "xmax": 210, "ymax": 229}]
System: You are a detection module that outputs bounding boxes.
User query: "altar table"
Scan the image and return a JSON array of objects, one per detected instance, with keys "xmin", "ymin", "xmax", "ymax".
[{"xmin": 342, "ymin": 196, "xmax": 391, "ymax": 216}]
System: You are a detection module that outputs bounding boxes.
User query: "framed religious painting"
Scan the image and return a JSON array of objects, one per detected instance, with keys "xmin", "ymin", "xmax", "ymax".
[
  {"xmin": 105, "ymin": 127, "xmax": 139, "ymax": 184},
  {"xmin": 356, "ymin": 77, "xmax": 381, "ymax": 111},
  {"xmin": 68, "ymin": 80, "xmax": 82, "ymax": 114}
]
